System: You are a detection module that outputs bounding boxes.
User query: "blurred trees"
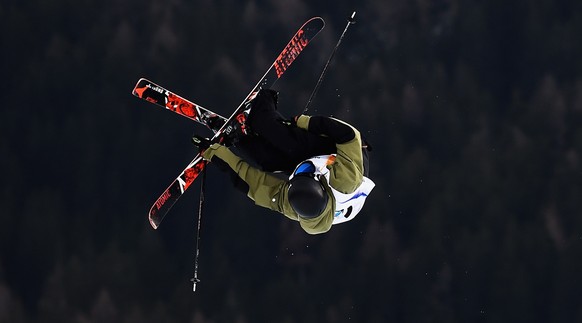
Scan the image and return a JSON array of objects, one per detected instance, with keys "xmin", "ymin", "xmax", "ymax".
[{"xmin": 1, "ymin": 0, "xmax": 582, "ymax": 322}]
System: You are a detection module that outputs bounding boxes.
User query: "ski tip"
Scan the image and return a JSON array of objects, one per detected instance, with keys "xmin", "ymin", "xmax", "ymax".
[
  {"xmin": 149, "ymin": 216, "xmax": 160, "ymax": 230},
  {"xmin": 296, "ymin": 17, "xmax": 325, "ymax": 43},
  {"xmin": 308, "ymin": 16, "xmax": 325, "ymax": 29},
  {"xmin": 134, "ymin": 77, "xmax": 147, "ymax": 87},
  {"xmin": 148, "ymin": 207, "xmax": 162, "ymax": 229},
  {"xmin": 132, "ymin": 78, "xmax": 147, "ymax": 97}
]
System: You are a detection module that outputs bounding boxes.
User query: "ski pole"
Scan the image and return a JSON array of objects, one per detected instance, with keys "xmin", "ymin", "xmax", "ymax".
[
  {"xmin": 302, "ymin": 11, "xmax": 356, "ymax": 114},
  {"xmin": 191, "ymin": 167, "xmax": 206, "ymax": 292}
]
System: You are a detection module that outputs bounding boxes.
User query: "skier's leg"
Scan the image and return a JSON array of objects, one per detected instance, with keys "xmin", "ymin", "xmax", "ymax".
[
  {"xmin": 247, "ymin": 90, "xmax": 335, "ymax": 160},
  {"xmin": 234, "ymin": 135, "xmax": 298, "ymax": 172}
]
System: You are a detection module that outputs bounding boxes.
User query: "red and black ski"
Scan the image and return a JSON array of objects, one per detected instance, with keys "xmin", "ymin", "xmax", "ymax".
[
  {"xmin": 145, "ymin": 17, "xmax": 325, "ymax": 229},
  {"xmin": 132, "ymin": 78, "xmax": 227, "ymax": 132}
]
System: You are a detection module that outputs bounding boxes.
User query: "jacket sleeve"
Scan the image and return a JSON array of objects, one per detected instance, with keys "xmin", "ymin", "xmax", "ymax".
[
  {"xmin": 202, "ymin": 143, "xmax": 335, "ymax": 234},
  {"xmin": 296, "ymin": 115, "xmax": 364, "ymax": 193},
  {"xmin": 296, "ymin": 115, "xmax": 356, "ymax": 143},
  {"xmin": 202, "ymin": 144, "xmax": 286, "ymax": 210}
]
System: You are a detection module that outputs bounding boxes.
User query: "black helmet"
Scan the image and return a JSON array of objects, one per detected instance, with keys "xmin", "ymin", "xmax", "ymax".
[{"xmin": 288, "ymin": 169, "xmax": 328, "ymax": 219}]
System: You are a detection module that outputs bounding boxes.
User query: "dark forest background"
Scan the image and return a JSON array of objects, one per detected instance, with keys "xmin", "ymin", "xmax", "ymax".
[{"xmin": 1, "ymin": 0, "xmax": 582, "ymax": 322}]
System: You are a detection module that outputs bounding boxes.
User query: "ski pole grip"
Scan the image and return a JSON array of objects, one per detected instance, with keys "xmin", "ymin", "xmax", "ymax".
[{"xmin": 348, "ymin": 11, "xmax": 356, "ymax": 24}]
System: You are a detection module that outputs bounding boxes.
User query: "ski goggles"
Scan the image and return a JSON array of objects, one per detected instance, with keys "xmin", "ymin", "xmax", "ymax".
[{"xmin": 293, "ymin": 161, "xmax": 316, "ymax": 177}]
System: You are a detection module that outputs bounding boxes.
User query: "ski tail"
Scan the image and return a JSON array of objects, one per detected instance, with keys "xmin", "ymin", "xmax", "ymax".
[
  {"xmin": 132, "ymin": 78, "xmax": 227, "ymax": 132},
  {"xmin": 147, "ymin": 17, "xmax": 325, "ymax": 229},
  {"xmin": 149, "ymin": 156, "xmax": 207, "ymax": 229}
]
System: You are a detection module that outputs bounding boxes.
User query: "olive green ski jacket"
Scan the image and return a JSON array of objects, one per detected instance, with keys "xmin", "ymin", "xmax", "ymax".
[{"xmin": 202, "ymin": 115, "xmax": 365, "ymax": 234}]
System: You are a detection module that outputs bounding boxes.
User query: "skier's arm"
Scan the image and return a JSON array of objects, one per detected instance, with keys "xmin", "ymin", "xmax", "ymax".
[
  {"xmin": 296, "ymin": 115, "xmax": 356, "ymax": 144},
  {"xmin": 202, "ymin": 144, "xmax": 290, "ymax": 213},
  {"xmin": 297, "ymin": 116, "xmax": 364, "ymax": 193}
]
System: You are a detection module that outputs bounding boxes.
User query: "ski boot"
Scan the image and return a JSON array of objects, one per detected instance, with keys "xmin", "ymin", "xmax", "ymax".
[
  {"xmin": 222, "ymin": 96, "xmax": 254, "ymax": 146},
  {"xmin": 205, "ymin": 113, "xmax": 226, "ymax": 132}
]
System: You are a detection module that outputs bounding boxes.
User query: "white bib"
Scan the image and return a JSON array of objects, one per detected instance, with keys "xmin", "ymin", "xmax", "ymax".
[{"xmin": 290, "ymin": 155, "xmax": 375, "ymax": 225}]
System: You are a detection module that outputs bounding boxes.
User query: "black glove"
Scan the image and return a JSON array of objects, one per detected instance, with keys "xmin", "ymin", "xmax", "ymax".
[
  {"xmin": 277, "ymin": 115, "xmax": 300, "ymax": 127},
  {"xmin": 192, "ymin": 135, "xmax": 211, "ymax": 151},
  {"xmin": 257, "ymin": 88, "xmax": 279, "ymax": 105},
  {"xmin": 278, "ymin": 118, "xmax": 296, "ymax": 127}
]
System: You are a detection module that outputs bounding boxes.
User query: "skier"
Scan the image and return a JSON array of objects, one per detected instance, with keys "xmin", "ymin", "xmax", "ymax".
[{"xmin": 194, "ymin": 89, "xmax": 375, "ymax": 234}]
